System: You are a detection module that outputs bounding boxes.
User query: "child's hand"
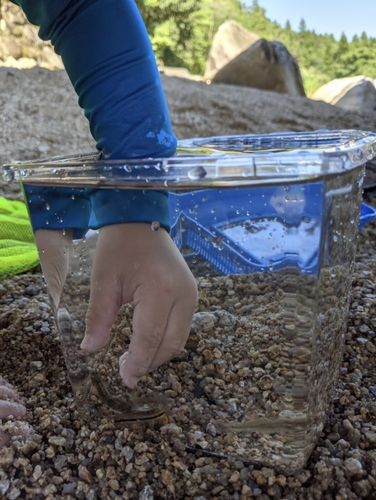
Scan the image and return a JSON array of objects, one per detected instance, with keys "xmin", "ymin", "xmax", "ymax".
[{"xmin": 81, "ymin": 223, "xmax": 197, "ymax": 387}]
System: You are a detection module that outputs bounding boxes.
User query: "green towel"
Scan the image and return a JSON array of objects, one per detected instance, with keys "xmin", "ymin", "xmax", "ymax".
[{"xmin": 0, "ymin": 197, "xmax": 39, "ymax": 279}]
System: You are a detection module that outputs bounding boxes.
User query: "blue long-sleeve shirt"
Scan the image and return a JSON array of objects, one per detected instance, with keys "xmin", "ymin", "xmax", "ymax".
[{"xmin": 12, "ymin": 0, "xmax": 176, "ymax": 236}]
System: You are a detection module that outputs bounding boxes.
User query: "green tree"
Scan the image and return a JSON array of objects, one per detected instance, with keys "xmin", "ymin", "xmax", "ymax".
[
  {"xmin": 135, "ymin": 0, "xmax": 376, "ymax": 91},
  {"xmin": 135, "ymin": 0, "xmax": 202, "ymax": 66}
]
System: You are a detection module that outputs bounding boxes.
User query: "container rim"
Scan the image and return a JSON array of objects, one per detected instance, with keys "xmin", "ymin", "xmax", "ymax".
[{"xmin": 3, "ymin": 129, "xmax": 376, "ymax": 189}]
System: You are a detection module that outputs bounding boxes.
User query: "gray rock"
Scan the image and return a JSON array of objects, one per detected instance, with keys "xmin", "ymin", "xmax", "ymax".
[
  {"xmin": 204, "ymin": 20, "xmax": 260, "ymax": 81},
  {"xmin": 344, "ymin": 457, "xmax": 363, "ymax": 476},
  {"xmin": 312, "ymin": 75, "xmax": 376, "ymax": 111},
  {"xmin": 211, "ymin": 38, "xmax": 305, "ymax": 96},
  {"xmin": 191, "ymin": 312, "xmax": 217, "ymax": 333}
]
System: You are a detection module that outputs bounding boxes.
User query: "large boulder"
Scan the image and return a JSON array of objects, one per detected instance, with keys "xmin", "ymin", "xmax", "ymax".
[
  {"xmin": 211, "ymin": 38, "xmax": 305, "ymax": 96},
  {"xmin": 312, "ymin": 76, "xmax": 376, "ymax": 111},
  {"xmin": 204, "ymin": 20, "xmax": 260, "ymax": 81}
]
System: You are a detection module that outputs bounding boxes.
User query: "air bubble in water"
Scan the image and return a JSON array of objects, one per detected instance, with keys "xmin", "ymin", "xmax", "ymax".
[
  {"xmin": 151, "ymin": 221, "xmax": 160, "ymax": 231},
  {"xmin": 188, "ymin": 166, "xmax": 206, "ymax": 180}
]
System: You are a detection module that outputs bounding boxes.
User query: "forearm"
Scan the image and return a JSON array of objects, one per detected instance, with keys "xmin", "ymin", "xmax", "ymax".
[
  {"xmin": 15, "ymin": 0, "xmax": 175, "ymax": 232},
  {"xmin": 12, "ymin": 0, "xmax": 176, "ymax": 159}
]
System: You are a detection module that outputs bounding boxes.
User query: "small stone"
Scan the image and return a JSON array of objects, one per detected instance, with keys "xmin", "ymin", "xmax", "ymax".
[
  {"xmin": 229, "ymin": 471, "xmax": 240, "ymax": 483},
  {"xmin": 342, "ymin": 419, "xmax": 354, "ymax": 430},
  {"xmin": 108, "ymin": 479, "xmax": 120, "ymax": 491},
  {"xmin": 365, "ymin": 431, "xmax": 376, "ymax": 445},
  {"xmin": 7, "ymin": 488, "xmax": 21, "ymax": 500},
  {"xmin": 48, "ymin": 436, "xmax": 66, "ymax": 447},
  {"xmin": 161, "ymin": 470, "xmax": 173, "ymax": 486},
  {"xmin": 62, "ymin": 482, "xmax": 78, "ymax": 495},
  {"xmin": 275, "ymin": 475, "xmax": 287, "ymax": 487},
  {"xmin": 96, "ymin": 469, "xmax": 105, "ymax": 480},
  {"xmin": 78, "ymin": 465, "xmax": 94, "ymax": 483},
  {"xmin": 353, "ymin": 478, "xmax": 373, "ymax": 497},
  {"xmin": 33, "ymin": 464, "xmax": 42, "ymax": 481},
  {"xmin": 366, "ymin": 341, "xmax": 376, "ymax": 354},
  {"xmin": 106, "ymin": 466, "xmax": 117, "ymax": 479},
  {"xmin": 45, "ymin": 446, "xmax": 55, "ymax": 458},
  {"xmin": 345, "ymin": 457, "xmax": 363, "ymax": 476},
  {"xmin": 0, "ymin": 480, "xmax": 10, "ymax": 496},
  {"xmin": 160, "ymin": 423, "xmax": 182, "ymax": 436},
  {"xmin": 241, "ymin": 484, "xmax": 252, "ymax": 495},
  {"xmin": 295, "ymin": 469, "xmax": 311, "ymax": 484},
  {"xmin": 172, "ymin": 456, "xmax": 188, "ymax": 472},
  {"xmin": 135, "ymin": 453, "xmax": 149, "ymax": 465},
  {"xmin": 134, "ymin": 442, "xmax": 148, "ymax": 453},
  {"xmin": 121, "ymin": 446, "xmax": 134, "ymax": 461},
  {"xmin": 139, "ymin": 485, "xmax": 155, "ymax": 500},
  {"xmin": 261, "ymin": 467, "xmax": 275, "ymax": 478},
  {"xmin": 191, "ymin": 312, "xmax": 216, "ymax": 333}
]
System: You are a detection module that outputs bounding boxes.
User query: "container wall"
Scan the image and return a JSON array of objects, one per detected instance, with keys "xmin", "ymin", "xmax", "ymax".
[{"xmin": 20, "ymin": 164, "xmax": 364, "ymax": 474}]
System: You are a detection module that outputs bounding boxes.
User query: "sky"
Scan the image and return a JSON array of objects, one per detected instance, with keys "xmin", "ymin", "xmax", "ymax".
[{"xmin": 243, "ymin": 0, "xmax": 376, "ymax": 41}]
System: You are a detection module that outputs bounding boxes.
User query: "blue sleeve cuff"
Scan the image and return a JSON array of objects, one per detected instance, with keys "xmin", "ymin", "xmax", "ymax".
[
  {"xmin": 23, "ymin": 185, "xmax": 170, "ymax": 238},
  {"xmin": 89, "ymin": 189, "xmax": 170, "ymax": 231}
]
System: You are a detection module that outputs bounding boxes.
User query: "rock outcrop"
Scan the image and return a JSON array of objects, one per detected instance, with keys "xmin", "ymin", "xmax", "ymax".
[
  {"xmin": 312, "ymin": 76, "xmax": 376, "ymax": 111},
  {"xmin": 211, "ymin": 38, "xmax": 305, "ymax": 96}
]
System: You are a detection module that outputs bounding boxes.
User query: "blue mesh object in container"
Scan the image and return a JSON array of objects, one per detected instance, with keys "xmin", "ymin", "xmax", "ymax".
[
  {"xmin": 359, "ymin": 202, "xmax": 376, "ymax": 228},
  {"xmin": 169, "ymin": 183, "xmax": 325, "ymax": 275}
]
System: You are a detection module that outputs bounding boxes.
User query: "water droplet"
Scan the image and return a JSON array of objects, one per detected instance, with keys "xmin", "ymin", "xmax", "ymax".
[
  {"xmin": 188, "ymin": 166, "xmax": 206, "ymax": 180},
  {"xmin": 45, "ymin": 203, "xmax": 50, "ymax": 210},
  {"xmin": 62, "ymin": 229, "xmax": 66, "ymax": 236},
  {"xmin": 45, "ymin": 220, "xmax": 49, "ymax": 225},
  {"xmin": 333, "ymin": 234, "xmax": 339, "ymax": 242},
  {"xmin": 71, "ymin": 194, "xmax": 75, "ymax": 200},
  {"xmin": 151, "ymin": 221, "xmax": 160, "ymax": 231},
  {"xmin": 51, "ymin": 168, "xmax": 57, "ymax": 174},
  {"xmin": 211, "ymin": 208, "xmax": 216, "ymax": 214}
]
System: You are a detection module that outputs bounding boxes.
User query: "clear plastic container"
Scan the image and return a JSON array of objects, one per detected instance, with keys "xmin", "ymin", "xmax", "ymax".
[{"xmin": 4, "ymin": 130, "xmax": 376, "ymax": 474}]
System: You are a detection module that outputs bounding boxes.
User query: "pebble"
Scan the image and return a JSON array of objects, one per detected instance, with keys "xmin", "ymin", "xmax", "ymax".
[
  {"xmin": 344, "ymin": 457, "xmax": 363, "ymax": 476},
  {"xmin": 365, "ymin": 431, "xmax": 376, "ymax": 445}
]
